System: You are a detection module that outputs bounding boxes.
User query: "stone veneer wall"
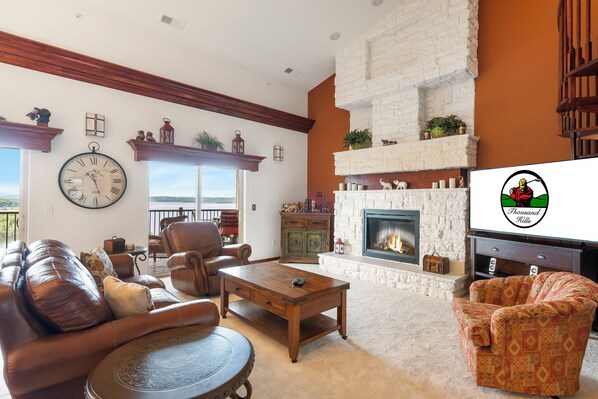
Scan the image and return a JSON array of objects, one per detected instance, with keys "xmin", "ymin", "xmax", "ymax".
[
  {"xmin": 333, "ymin": 188, "xmax": 469, "ymax": 275},
  {"xmin": 335, "ymin": 0, "xmax": 479, "ymax": 144}
]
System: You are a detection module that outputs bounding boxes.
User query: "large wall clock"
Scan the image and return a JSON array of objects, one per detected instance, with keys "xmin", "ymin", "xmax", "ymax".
[{"xmin": 58, "ymin": 142, "xmax": 127, "ymax": 209}]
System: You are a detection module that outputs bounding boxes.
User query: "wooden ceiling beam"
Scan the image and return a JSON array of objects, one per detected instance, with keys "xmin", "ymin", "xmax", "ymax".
[{"xmin": 0, "ymin": 31, "xmax": 315, "ymax": 133}]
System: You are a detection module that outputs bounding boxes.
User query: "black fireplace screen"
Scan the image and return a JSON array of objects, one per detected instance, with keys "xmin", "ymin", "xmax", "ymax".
[{"xmin": 362, "ymin": 209, "xmax": 419, "ymax": 264}]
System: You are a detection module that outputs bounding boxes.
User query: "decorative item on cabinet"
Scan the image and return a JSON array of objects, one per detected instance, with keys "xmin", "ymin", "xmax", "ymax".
[
  {"xmin": 232, "ymin": 130, "xmax": 244, "ymax": 154},
  {"xmin": 279, "ymin": 212, "xmax": 331, "ymax": 263},
  {"xmin": 159, "ymin": 117, "xmax": 175, "ymax": 144},
  {"xmin": 85, "ymin": 113, "xmax": 105, "ymax": 137},
  {"xmin": 146, "ymin": 131, "xmax": 156, "ymax": 141},
  {"xmin": 334, "ymin": 238, "xmax": 345, "ymax": 254},
  {"xmin": 281, "ymin": 202, "xmax": 301, "ymax": 213},
  {"xmin": 135, "ymin": 130, "xmax": 145, "ymax": 140},
  {"xmin": 25, "ymin": 107, "xmax": 51, "ymax": 126},
  {"xmin": 273, "ymin": 145, "xmax": 284, "ymax": 161}
]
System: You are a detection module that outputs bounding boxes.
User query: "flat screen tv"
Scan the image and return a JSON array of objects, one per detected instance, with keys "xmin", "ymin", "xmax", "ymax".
[{"xmin": 469, "ymin": 157, "xmax": 598, "ymax": 243}]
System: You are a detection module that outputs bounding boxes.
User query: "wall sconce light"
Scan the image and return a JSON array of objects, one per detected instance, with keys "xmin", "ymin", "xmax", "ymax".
[
  {"xmin": 85, "ymin": 113, "xmax": 105, "ymax": 137},
  {"xmin": 273, "ymin": 145, "xmax": 284, "ymax": 161}
]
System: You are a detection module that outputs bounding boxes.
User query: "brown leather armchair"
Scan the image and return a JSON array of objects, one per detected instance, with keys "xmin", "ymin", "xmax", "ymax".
[
  {"xmin": 0, "ymin": 240, "xmax": 220, "ymax": 399},
  {"xmin": 148, "ymin": 215, "xmax": 188, "ymax": 261},
  {"xmin": 162, "ymin": 221, "xmax": 252, "ymax": 296}
]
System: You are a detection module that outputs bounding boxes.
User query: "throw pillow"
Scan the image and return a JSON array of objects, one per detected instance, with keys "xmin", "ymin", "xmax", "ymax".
[
  {"xmin": 80, "ymin": 247, "xmax": 118, "ymax": 293},
  {"xmin": 103, "ymin": 276, "xmax": 154, "ymax": 319}
]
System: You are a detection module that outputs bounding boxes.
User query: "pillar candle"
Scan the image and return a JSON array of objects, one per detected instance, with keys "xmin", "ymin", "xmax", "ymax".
[
  {"xmin": 432, "ymin": 182, "xmax": 438, "ymax": 189},
  {"xmin": 439, "ymin": 180, "xmax": 446, "ymax": 189},
  {"xmin": 339, "ymin": 183, "xmax": 345, "ymax": 191},
  {"xmin": 449, "ymin": 178, "xmax": 456, "ymax": 189}
]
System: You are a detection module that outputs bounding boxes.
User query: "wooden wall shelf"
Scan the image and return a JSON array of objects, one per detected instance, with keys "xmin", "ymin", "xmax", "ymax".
[
  {"xmin": 0, "ymin": 120, "xmax": 63, "ymax": 152},
  {"xmin": 127, "ymin": 139, "xmax": 266, "ymax": 172}
]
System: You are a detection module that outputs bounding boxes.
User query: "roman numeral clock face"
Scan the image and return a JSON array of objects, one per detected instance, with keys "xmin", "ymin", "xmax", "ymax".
[{"xmin": 58, "ymin": 152, "xmax": 127, "ymax": 209}]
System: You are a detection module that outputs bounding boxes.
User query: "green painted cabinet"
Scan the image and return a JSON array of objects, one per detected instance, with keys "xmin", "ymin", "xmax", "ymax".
[{"xmin": 279, "ymin": 212, "xmax": 331, "ymax": 263}]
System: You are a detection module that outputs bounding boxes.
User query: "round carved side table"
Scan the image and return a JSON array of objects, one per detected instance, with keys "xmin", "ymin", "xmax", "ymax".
[{"xmin": 85, "ymin": 326, "xmax": 253, "ymax": 399}]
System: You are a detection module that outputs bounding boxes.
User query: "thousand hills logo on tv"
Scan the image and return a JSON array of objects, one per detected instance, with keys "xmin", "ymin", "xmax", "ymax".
[{"xmin": 500, "ymin": 170, "xmax": 549, "ymax": 228}]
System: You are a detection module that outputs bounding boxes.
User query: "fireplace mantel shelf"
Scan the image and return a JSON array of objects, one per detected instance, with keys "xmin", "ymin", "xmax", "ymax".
[{"xmin": 334, "ymin": 135, "xmax": 479, "ymax": 176}]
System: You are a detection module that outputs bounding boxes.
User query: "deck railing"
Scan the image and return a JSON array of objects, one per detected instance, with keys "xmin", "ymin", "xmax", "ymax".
[
  {"xmin": 0, "ymin": 210, "xmax": 19, "ymax": 249},
  {"xmin": 148, "ymin": 208, "xmax": 226, "ymax": 236}
]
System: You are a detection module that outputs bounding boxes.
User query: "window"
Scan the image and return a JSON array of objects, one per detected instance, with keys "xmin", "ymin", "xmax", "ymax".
[{"xmin": 0, "ymin": 148, "xmax": 20, "ymax": 248}]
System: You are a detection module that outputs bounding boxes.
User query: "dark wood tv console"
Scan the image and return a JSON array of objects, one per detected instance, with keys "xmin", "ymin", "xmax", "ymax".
[
  {"xmin": 469, "ymin": 235, "xmax": 598, "ymax": 281},
  {"xmin": 469, "ymin": 234, "xmax": 598, "ymax": 331}
]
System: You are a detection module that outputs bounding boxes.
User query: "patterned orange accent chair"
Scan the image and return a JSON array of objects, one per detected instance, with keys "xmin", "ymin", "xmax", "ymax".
[{"xmin": 452, "ymin": 272, "xmax": 598, "ymax": 396}]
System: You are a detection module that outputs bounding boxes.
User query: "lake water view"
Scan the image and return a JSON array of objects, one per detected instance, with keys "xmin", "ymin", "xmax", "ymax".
[{"xmin": 149, "ymin": 201, "xmax": 236, "ymax": 210}]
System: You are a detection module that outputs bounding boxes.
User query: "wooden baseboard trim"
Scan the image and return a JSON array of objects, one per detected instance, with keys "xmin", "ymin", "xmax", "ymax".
[
  {"xmin": 250, "ymin": 257, "xmax": 280, "ymax": 264},
  {"xmin": 0, "ymin": 31, "xmax": 315, "ymax": 133}
]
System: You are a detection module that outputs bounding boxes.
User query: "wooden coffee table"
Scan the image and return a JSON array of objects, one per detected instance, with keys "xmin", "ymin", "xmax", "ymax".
[
  {"xmin": 85, "ymin": 326, "xmax": 254, "ymax": 399},
  {"xmin": 219, "ymin": 262, "xmax": 350, "ymax": 363}
]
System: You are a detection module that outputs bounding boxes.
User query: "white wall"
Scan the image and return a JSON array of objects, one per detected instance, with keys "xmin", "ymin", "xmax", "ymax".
[{"xmin": 0, "ymin": 62, "xmax": 307, "ymax": 269}]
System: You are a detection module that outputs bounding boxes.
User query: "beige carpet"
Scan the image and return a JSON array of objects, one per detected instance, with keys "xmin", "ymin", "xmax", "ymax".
[{"xmin": 164, "ymin": 264, "xmax": 598, "ymax": 399}]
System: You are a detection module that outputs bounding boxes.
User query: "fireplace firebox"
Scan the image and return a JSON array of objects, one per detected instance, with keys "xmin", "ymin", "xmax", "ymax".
[{"xmin": 362, "ymin": 209, "xmax": 419, "ymax": 264}]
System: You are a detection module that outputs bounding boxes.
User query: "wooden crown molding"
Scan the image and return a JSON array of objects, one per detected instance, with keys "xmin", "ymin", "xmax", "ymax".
[
  {"xmin": 0, "ymin": 31, "xmax": 315, "ymax": 133},
  {"xmin": 0, "ymin": 120, "xmax": 63, "ymax": 152},
  {"xmin": 127, "ymin": 139, "xmax": 266, "ymax": 172}
]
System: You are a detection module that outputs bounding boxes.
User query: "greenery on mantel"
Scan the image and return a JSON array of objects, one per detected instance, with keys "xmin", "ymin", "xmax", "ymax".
[
  {"xmin": 342, "ymin": 128, "xmax": 372, "ymax": 150},
  {"xmin": 424, "ymin": 115, "xmax": 465, "ymax": 138}
]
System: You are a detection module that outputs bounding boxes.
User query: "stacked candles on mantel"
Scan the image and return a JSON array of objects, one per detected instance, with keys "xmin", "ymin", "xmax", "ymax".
[{"xmin": 338, "ymin": 182, "xmax": 363, "ymax": 191}]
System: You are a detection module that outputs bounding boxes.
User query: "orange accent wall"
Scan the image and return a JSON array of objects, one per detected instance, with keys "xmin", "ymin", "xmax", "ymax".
[
  {"xmin": 307, "ymin": 2, "xmax": 572, "ymax": 195},
  {"xmin": 307, "ymin": 75, "xmax": 349, "ymax": 209},
  {"xmin": 475, "ymin": 0, "xmax": 569, "ymax": 168}
]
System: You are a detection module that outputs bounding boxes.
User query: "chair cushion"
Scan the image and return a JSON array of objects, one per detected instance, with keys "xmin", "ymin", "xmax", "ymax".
[
  {"xmin": 24, "ymin": 256, "xmax": 112, "ymax": 332},
  {"xmin": 80, "ymin": 248, "xmax": 119, "ymax": 293},
  {"xmin": 204, "ymin": 256, "xmax": 243, "ymax": 276},
  {"xmin": 451, "ymin": 298, "xmax": 501, "ymax": 347},
  {"xmin": 103, "ymin": 276, "xmax": 154, "ymax": 319}
]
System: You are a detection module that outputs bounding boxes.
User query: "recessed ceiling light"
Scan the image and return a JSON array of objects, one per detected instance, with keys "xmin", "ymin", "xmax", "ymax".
[
  {"xmin": 371, "ymin": 0, "xmax": 384, "ymax": 6},
  {"xmin": 159, "ymin": 14, "xmax": 187, "ymax": 30},
  {"xmin": 284, "ymin": 67, "xmax": 300, "ymax": 77},
  {"xmin": 75, "ymin": 13, "xmax": 84, "ymax": 19},
  {"xmin": 329, "ymin": 32, "xmax": 341, "ymax": 41}
]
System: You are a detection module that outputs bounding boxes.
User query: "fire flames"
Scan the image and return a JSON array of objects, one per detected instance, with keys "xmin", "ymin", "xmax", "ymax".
[{"xmin": 374, "ymin": 233, "xmax": 414, "ymax": 255}]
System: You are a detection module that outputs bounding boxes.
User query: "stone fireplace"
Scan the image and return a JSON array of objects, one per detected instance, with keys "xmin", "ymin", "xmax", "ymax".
[
  {"xmin": 362, "ymin": 209, "xmax": 419, "ymax": 264},
  {"xmin": 318, "ymin": 0, "xmax": 479, "ymax": 300}
]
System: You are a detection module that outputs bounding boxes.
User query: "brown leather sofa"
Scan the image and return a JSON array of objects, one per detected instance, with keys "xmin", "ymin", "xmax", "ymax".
[
  {"xmin": 162, "ymin": 221, "xmax": 251, "ymax": 296},
  {"xmin": 0, "ymin": 239, "xmax": 220, "ymax": 399}
]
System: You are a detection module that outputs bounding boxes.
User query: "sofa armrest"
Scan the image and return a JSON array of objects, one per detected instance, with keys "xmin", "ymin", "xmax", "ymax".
[
  {"xmin": 6, "ymin": 299, "xmax": 219, "ymax": 396},
  {"xmin": 490, "ymin": 299, "xmax": 597, "ymax": 356},
  {"xmin": 221, "ymin": 243, "xmax": 252, "ymax": 264},
  {"xmin": 108, "ymin": 253, "xmax": 135, "ymax": 278}
]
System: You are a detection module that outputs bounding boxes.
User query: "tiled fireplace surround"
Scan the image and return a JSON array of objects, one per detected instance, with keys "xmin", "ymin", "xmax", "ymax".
[{"xmin": 318, "ymin": 0, "xmax": 479, "ymax": 300}]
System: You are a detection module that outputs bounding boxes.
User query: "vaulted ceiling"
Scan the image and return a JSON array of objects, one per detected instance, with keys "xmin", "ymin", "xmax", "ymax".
[{"xmin": 2, "ymin": 0, "xmax": 402, "ymax": 93}]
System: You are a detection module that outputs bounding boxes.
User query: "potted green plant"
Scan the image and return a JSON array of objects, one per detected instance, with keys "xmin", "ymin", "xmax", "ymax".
[
  {"xmin": 192, "ymin": 131, "xmax": 225, "ymax": 151},
  {"xmin": 342, "ymin": 128, "xmax": 372, "ymax": 150},
  {"xmin": 424, "ymin": 115, "xmax": 465, "ymax": 138}
]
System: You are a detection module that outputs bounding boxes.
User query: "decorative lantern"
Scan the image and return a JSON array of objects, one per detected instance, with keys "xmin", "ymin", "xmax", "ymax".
[
  {"xmin": 273, "ymin": 145, "xmax": 284, "ymax": 161},
  {"xmin": 232, "ymin": 130, "xmax": 245, "ymax": 154},
  {"xmin": 334, "ymin": 238, "xmax": 345, "ymax": 254},
  {"xmin": 159, "ymin": 117, "xmax": 175, "ymax": 145}
]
